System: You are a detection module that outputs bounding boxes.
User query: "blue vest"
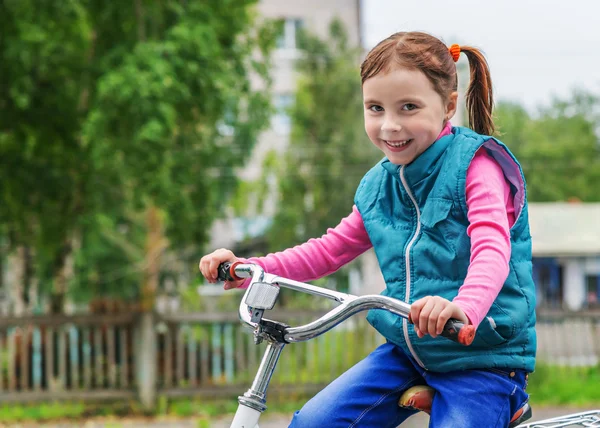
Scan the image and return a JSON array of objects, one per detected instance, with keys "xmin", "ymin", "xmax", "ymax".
[{"xmin": 354, "ymin": 127, "xmax": 536, "ymax": 372}]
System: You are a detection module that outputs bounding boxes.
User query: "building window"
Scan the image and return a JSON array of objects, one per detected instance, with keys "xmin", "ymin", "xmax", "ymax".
[
  {"xmin": 533, "ymin": 258, "xmax": 563, "ymax": 309},
  {"xmin": 272, "ymin": 93, "xmax": 295, "ymax": 134},
  {"xmin": 276, "ymin": 18, "xmax": 304, "ymax": 50},
  {"xmin": 586, "ymin": 275, "xmax": 600, "ymax": 308}
]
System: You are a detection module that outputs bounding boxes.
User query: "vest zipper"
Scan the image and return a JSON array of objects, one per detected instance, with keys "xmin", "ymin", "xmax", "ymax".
[{"xmin": 399, "ymin": 166, "xmax": 427, "ymax": 369}]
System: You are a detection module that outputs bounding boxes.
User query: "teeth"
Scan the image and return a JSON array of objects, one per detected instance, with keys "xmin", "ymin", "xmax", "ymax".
[{"xmin": 386, "ymin": 140, "xmax": 410, "ymax": 147}]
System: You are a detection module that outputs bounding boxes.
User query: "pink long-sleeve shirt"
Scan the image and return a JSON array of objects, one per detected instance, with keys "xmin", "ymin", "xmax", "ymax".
[{"xmin": 242, "ymin": 123, "xmax": 515, "ymax": 328}]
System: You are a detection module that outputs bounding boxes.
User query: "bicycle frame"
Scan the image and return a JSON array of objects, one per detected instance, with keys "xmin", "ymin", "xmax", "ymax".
[
  {"xmin": 517, "ymin": 410, "xmax": 600, "ymax": 427},
  {"xmin": 229, "ymin": 262, "xmax": 414, "ymax": 428},
  {"xmin": 222, "ymin": 263, "xmax": 600, "ymax": 428},
  {"xmin": 222, "ymin": 262, "xmax": 473, "ymax": 428}
]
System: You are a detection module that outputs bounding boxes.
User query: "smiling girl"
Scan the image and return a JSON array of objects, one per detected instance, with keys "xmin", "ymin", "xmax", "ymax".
[{"xmin": 200, "ymin": 32, "xmax": 536, "ymax": 427}]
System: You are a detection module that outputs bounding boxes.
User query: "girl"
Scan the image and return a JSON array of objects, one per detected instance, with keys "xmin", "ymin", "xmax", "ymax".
[{"xmin": 200, "ymin": 32, "xmax": 536, "ymax": 427}]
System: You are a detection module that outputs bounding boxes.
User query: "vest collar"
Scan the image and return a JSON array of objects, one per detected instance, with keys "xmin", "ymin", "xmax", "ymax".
[{"xmin": 381, "ymin": 127, "xmax": 456, "ymax": 186}]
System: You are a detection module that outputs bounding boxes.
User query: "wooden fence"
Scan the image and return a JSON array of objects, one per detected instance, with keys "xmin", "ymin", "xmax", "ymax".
[
  {"xmin": 0, "ymin": 313, "xmax": 136, "ymax": 402},
  {"xmin": 0, "ymin": 310, "xmax": 598, "ymax": 406},
  {"xmin": 536, "ymin": 311, "xmax": 600, "ymax": 366}
]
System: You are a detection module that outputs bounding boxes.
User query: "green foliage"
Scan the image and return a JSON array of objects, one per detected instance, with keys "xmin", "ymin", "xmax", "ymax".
[
  {"xmin": 73, "ymin": 211, "xmax": 147, "ymax": 300},
  {"xmin": 0, "ymin": 0, "xmax": 95, "ymax": 286},
  {"xmin": 495, "ymin": 91, "xmax": 600, "ymax": 202},
  {"xmin": 0, "ymin": 397, "xmax": 240, "ymax": 424},
  {"xmin": 527, "ymin": 363, "xmax": 600, "ymax": 406},
  {"xmin": 0, "ymin": 401, "xmax": 86, "ymax": 422},
  {"xmin": 258, "ymin": 19, "xmax": 381, "ymax": 290},
  {"xmin": 0, "ymin": 0, "xmax": 278, "ymax": 303},
  {"xmin": 270, "ymin": 19, "xmax": 379, "ymax": 245}
]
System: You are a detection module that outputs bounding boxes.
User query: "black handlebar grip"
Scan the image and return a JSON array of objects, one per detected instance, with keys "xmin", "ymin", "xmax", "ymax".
[
  {"xmin": 217, "ymin": 262, "xmax": 241, "ymax": 282},
  {"xmin": 440, "ymin": 319, "xmax": 475, "ymax": 346}
]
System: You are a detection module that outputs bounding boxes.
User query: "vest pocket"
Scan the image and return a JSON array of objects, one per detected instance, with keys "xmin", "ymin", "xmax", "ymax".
[
  {"xmin": 420, "ymin": 198, "xmax": 453, "ymax": 229},
  {"xmin": 472, "ymin": 316, "xmax": 508, "ymax": 347}
]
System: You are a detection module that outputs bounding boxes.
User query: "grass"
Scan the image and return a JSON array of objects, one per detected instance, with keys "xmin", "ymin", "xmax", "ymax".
[
  {"xmin": 527, "ymin": 363, "xmax": 600, "ymax": 406},
  {"xmin": 0, "ymin": 364, "xmax": 598, "ymax": 424},
  {"xmin": 0, "ymin": 401, "xmax": 87, "ymax": 421},
  {"xmin": 0, "ymin": 396, "xmax": 309, "ymax": 425}
]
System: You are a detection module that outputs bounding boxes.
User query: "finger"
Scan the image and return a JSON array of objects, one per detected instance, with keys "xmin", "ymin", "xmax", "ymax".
[
  {"xmin": 225, "ymin": 278, "xmax": 245, "ymax": 290},
  {"xmin": 410, "ymin": 297, "xmax": 427, "ymax": 327},
  {"xmin": 199, "ymin": 257, "xmax": 212, "ymax": 283},
  {"xmin": 428, "ymin": 303, "xmax": 445, "ymax": 338},
  {"xmin": 208, "ymin": 252, "xmax": 226, "ymax": 282},
  {"xmin": 206, "ymin": 258, "xmax": 218, "ymax": 283},
  {"xmin": 415, "ymin": 326, "xmax": 424, "ymax": 338},
  {"xmin": 203, "ymin": 257, "xmax": 214, "ymax": 282},
  {"xmin": 419, "ymin": 299, "xmax": 435, "ymax": 336},
  {"xmin": 437, "ymin": 305, "xmax": 455, "ymax": 335}
]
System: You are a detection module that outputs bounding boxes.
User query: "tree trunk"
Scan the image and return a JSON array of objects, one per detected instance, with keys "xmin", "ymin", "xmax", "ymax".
[
  {"xmin": 7, "ymin": 246, "xmax": 26, "ymax": 316},
  {"xmin": 141, "ymin": 205, "xmax": 167, "ymax": 312},
  {"xmin": 134, "ymin": 0, "xmax": 146, "ymax": 42},
  {"xmin": 23, "ymin": 246, "xmax": 33, "ymax": 306},
  {"xmin": 136, "ymin": 205, "xmax": 168, "ymax": 412},
  {"xmin": 135, "ymin": 311, "xmax": 157, "ymax": 411},
  {"xmin": 50, "ymin": 231, "xmax": 81, "ymax": 314},
  {"xmin": 0, "ymin": 236, "xmax": 5, "ymax": 312}
]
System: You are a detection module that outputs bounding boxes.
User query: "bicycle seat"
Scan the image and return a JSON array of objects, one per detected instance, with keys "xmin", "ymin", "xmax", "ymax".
[{"xmin": 399, "ymin": 385, "xmax": 532, "ymax": 427}]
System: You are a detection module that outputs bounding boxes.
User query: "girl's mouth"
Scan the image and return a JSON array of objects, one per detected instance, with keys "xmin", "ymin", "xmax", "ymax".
[{"xmin": 384, "ymin": 139, "xmax": 413, "ymax": 151}]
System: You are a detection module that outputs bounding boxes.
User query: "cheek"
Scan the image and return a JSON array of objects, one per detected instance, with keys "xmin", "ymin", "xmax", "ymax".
[
  {"xmin": 412, "ymin": 116, "xmax": 442, "ymax": 139},
  {"xmin": 364, "ymin": 116, "xmax": 380, "ymax": 140}
]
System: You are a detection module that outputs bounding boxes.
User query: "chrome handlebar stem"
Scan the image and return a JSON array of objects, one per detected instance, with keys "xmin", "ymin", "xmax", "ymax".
[{"xmin": 233, "ymin": 263, "xmax": 411, "ymax": 343}]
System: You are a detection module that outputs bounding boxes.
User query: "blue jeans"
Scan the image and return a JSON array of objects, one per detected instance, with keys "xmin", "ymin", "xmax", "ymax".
[{"xmin": 288, "ymin": 342, "xmax": 529, "ymax": 427}]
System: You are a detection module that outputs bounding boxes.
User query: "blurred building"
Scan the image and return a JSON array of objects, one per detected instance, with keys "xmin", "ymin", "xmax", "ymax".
[
  {"xmin": 529, "ymin": 203, "xmax": 600, "ymax": 311},
  {"xmin": 203, "ymin": 0, "xmax": 391, "ymax": 296},
  {"xmin": 209, "ymin": 0, "xmax": 362, "ymax": 245}
]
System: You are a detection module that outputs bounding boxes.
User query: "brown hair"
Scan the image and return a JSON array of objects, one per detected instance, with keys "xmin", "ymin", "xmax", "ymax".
[{"xmin": 360, "ymin": 32, "xmax": 495, "ymax": 135}]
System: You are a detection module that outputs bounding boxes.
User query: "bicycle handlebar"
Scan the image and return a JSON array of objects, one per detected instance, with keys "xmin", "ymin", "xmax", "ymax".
[{"xmin": 217, "ymin": 262, "xmax": 475, "ymax": 346}]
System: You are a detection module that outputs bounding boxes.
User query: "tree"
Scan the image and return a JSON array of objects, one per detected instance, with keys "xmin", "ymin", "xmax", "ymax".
[
  {"xmin": 0, "ymin": 0, "xmax": 95, "ymax": 311},
  {"xmin": 256, "ymin": 20, "xmax": 381, "ymax": 290},
  {"xmin": 495, "ymin": 91, "xmax": 600, "ymax": 202},
  {"xmin": 0, "ymin": 0, "xmax": 277, "ymax": 311}
]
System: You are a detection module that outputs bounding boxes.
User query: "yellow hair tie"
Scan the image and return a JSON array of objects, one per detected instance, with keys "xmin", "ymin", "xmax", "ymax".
[{"xmin": 449, "ymin": 44, "xmax": 461, "ymax": 62}]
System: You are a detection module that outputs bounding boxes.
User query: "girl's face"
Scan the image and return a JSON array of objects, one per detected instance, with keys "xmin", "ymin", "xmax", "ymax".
[{"xmin": 363, "ymin": 67, "xmax": 458, "ymax": 165}]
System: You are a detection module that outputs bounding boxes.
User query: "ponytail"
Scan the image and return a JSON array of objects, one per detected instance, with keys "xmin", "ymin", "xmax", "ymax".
[{"xmin": 460, "ymin": 46, "xmax": 495, "ymax": 136}]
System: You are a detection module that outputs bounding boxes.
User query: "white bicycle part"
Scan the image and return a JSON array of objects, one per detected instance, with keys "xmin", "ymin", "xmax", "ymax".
[
  {"xmin": 230, "ymin": 403, "xmax": 261, "ymax": 428},
  {"xmin": 517, "ymin": 410, "xmax": 600, "ymax": 427}
]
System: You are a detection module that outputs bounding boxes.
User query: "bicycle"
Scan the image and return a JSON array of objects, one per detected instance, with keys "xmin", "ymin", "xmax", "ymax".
[{"xmin": 217, "ymin": 261, "xmax": 600, "ymax": 428}]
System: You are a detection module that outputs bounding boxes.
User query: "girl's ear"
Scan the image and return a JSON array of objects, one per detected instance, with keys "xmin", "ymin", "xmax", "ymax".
[{"xmin": 445, "ymin": 91, "xmax": 459, "ymax": 120}]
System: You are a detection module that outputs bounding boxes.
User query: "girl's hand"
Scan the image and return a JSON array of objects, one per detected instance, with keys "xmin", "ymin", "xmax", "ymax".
[
  {"xmin": 410, "ymin": 296, "xmax": 469, "ymax": 338},
  {"xmin": 199, "ymin": 248, "xmax": 244, "ymax": 290}
]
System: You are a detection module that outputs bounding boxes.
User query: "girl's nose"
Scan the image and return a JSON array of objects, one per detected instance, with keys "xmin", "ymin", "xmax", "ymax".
[{"xmin": 381, "ymin": 116, "xmax": 402, "ymax": 133}]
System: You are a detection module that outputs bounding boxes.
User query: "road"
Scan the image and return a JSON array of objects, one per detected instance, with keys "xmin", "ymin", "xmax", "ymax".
[
  {"xmin": 5, "ymin": 407, "xmax": 598, "ymax": 427},
  {"xmin": 211, "ymin": 407, "xmax": 597, "ymax": 427}
]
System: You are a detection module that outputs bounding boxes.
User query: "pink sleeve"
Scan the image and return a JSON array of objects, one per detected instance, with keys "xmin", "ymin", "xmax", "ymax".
[
  {"xmin": 239, "ymin": 205, "xmax": 372, "ymax": 286},
  {"xmin": 452, "ymin": 147, "xmax": 516, "ymax": 328}
]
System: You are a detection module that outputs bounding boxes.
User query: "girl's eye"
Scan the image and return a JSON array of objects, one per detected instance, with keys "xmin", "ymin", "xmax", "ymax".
[
  {"xmin": 369, "ymin": 105, "xmax": 384, "ymax": 112},
  {"xmin": 402, "ymin": 103, "xmax": 418, "ymax": 111}
]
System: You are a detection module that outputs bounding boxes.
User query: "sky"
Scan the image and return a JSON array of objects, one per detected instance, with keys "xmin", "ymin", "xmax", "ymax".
[{"xmin": 362, "ymin": 0, "xmax": 600, "ymax": 112}]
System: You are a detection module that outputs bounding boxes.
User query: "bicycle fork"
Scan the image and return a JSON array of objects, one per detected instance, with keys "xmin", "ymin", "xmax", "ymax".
[{"xmin": 230, "ymin": 341, "xmax": 285, "ymax": 428}]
